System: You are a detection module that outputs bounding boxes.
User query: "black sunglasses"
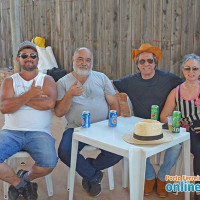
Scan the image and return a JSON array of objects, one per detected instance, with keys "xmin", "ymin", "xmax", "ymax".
[
  {"xmin": 139, "ymin": 59, "xmax": 154, "ymax": 65},
  {"xmin": 19, "ymin": 53, "xmax": 38, "ymax": 59}
]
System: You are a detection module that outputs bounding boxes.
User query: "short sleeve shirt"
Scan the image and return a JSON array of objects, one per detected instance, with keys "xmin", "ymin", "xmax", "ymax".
[
  {"xmin": 57, "ymin": 71, "xmax": 116, "ymax": 128},
  {"xmin": 113, "ymin": 70, "xmax": 182, "ymax": 120}
]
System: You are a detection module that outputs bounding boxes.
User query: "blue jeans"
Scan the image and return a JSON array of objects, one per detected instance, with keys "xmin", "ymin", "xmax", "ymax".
[
  {"xmin": 145, "ymin": 144, "xmax": 182, "ymax": 181},
  {"xmin": 190, "ymin": 129, "xmax": 200, "ymax": 184},
  {"xmin": 58, "ymin": 128, "xmax": 122, "ymax": 182},
  {"xmin": 0, "ymin": 129, "xmax": 57, "ymax": 168}
]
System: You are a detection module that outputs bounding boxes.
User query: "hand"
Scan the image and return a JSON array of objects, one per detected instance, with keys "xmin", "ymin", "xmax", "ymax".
[
  {"xmin": 27, "ymin": 80, "xmax": 43, "ymax": 99},
  {"xmin": 68, "ymin": 80, "xmax": 83, "ymax": 97},
  {"xmin": 194, "ymin": 127, "xmax": 200, "ymax": 134}
]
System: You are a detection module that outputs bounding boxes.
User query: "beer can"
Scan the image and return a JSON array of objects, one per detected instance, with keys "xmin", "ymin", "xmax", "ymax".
[
  {"xmin": 82, "ymin": 111, "xmax": 90, "ymax": 128},
  {"xmin": 108, "ymin": 110, "xmax": 117, "ymax": 127},
  {"xmin": 172, "ymin": 111, "xmax": 181, "ymax": 133},
  {"xmin": 151, "ymin": 105, "xmax": 159, "ymax": 120}
]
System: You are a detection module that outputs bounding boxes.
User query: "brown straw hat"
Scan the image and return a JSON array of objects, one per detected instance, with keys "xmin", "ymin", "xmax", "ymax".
[
  {"xmin": 132, "ymin": 43, "xmax": 163, "ymax": 62},
  {"xmin": 123, "ymin": 120, "xmax": 172, "ymax": 145}
]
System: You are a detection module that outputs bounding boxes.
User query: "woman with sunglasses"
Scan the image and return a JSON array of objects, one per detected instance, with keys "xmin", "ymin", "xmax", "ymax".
[{"xmin": 160, "ymin": 53, "xmax": 200, "ymax": 200}]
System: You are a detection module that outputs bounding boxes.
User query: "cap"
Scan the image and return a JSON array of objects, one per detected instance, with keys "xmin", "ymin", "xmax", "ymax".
[{"xmin": 17, "ymin": 41, "xmax": 37, "ymax": 55}]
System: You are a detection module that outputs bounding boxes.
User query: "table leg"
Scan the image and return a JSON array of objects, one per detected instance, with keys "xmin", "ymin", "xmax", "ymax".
[
  {"xmin": 122, "ymin": 157, "xmax": 129, "ymax": 188},
  {"xmin": 69, "ymin": 138, "xmax": 79, "ymax": 200},
  {"xmin": 129, "ymin": 148, "xmax": 146, "ymax": 200},
  {"xmin": 183, "ymin": 139, "xmax": 190, "ymax": 200}
]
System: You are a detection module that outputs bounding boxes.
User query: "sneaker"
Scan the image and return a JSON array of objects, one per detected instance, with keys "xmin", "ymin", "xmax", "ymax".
[
  {"xmin": 17, "ymin": 169, "xmax": 28, "ymax": 179},
  {"xmin": 89, "ymin": 172, "xmax": 103, "ymax": 197},
  {"xmin": 8, "ymin": 185, "xmax": 22, "ymax": 200},
  {"xmin": 22, "ymin": 182, "xmax": 38, "ymax": 200},
  {"xmin": 157, "ymin": 178, "xmax": 168, "ymax": 197},
  {"xmin": 82, "ymin": 178, "xmax": 91, "ymax": 192},
  {"xmin": 144, "ymin": 178, "xmax": 156, "ymax": 195}
]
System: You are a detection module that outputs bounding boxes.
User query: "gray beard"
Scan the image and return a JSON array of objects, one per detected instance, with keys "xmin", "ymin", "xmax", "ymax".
[{"xmin": 73, "ymin": 64, "xmax": 92, "ymax": 77}]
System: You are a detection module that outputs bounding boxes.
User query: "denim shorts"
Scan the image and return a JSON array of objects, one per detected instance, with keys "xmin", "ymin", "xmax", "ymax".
[{"xmin": 0, "ymin": 129, "xmax": 58, "ymax": 168}]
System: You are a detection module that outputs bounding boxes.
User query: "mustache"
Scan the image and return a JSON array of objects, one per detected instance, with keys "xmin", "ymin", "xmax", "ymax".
[
  {"xmin": 78, "ymin": 65, "xmax": 88, "ymax": 69},
  {"xmin": 24, "ymin": 61, "xmax": 34, "ymax": 64}
]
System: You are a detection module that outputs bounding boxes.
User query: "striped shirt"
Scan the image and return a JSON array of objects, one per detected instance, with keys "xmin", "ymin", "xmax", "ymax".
[{"xmin": 175, "ymin": 83, "xmax": 200, "ymax": 130}]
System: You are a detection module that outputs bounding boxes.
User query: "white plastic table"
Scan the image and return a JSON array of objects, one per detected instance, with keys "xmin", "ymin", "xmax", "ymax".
[{"xmin": 69, "ymin": 116, "xmax": 190, "ymax": 200}]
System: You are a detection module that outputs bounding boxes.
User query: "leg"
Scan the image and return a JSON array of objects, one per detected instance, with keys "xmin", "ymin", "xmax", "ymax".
[
  {"xmin": 190, "ymin": 130, "xmax": 200, "ymax": 179},
  {"xmin": 190, "ymin": 130, "xmax": 200, "ymax": 197},
  {"xmin": 28, "ymin": 165, "xmax": 53, "ymax": 180},
  {"xmin": 144, "ymin": 157, "xmax": 156, "ymax": 195},
  {"xmin": 157, "ymin": 144, "xmax": 182, "ymax": 181},
  {"xmin": 86, "ymin": 150, "xmax": 122, "ymax": 192},
  {"xmin": 157, "ymin": 144, "xmax": 182, "ymax": 197},
  {"xmin": 0, "ymin": 163, "xmax": 21, "ymax": 186},
  {"xmin": 87, "ymin": 149, "xmax": 122, "ymax": 170},
  {"xmin": 145, "ymin": 157, "xmax": 156, "ymax": 180},
  {"xmin": 0, "ymin": 130, "xmax": 36, "ymax": 200},
  {"xmin": 0, "ymin": 130, "xmax": 23, "ymax": 186},
  {"xmin": 23, "ymin": 131, "xmax": 57, "ymax": 180},
  {"xmin": 58, "ymin": 128, "xmax": 101, "ymax": 182}
]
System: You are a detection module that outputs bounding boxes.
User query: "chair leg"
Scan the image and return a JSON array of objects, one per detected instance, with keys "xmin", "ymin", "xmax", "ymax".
[
  {"xmin": 122, "ymin": 157, "xmax": 129, "ymax": 188},
  {"xmin": 45, "ymin": 174, "xmax": 53, "ymax": 196},
  {"xmin": 3, "ymin": 181, "xmax": 9, "ymax": 200},
  {"xmin": 107, "ymin": 167, "xmax": 114, "ymax": 190},
  {"xmin": 67, "ymin": 168, "xmax": 70, "ymax": 191},
  {"xmin": 12, "ymin": 158, "xmax": 18, "ymax": 173},
  {"xmin": 155, "ymin": 152, "xmax": 161, "ymax": 165},
  {"xmin": 3, "ymin": 157, "xmax": 12, "ymax": 199}
]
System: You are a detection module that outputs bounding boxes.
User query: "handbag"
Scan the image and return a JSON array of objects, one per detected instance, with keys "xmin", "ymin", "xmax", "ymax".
[{"xmin": 47, "ymin": 67, "xmax": 66, "ymax": 82}]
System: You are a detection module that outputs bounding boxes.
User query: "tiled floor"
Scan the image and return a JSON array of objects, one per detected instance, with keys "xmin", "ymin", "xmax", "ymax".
[{"xmin": 0, "ymin": 113, "xmax": 194, "ymax": 200}]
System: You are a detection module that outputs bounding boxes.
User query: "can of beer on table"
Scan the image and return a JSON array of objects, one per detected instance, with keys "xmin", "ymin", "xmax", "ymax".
[
  {"xmin": 108, "ymin": 110, "xmax": 117, "ymax": 127},
  {"xmin": 151, "ymin": 105, "xmax": 159, "ymax": 120},
  {"xmin": 82, "ymin": 111, "xmax": 90, "ymax": 128},
  {"xmin": 172, "ymin": 111, "xmax": 181, "ymax": 133}
]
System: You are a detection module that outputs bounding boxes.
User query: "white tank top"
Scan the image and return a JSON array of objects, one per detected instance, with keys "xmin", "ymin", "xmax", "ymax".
[{"xmin": 3, "ymin": 73, "xmax": 52, "ymax": 135}]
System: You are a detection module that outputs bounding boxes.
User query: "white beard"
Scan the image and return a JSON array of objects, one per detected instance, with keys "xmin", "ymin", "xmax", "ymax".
[{"xmin": 73, "ymin": 63, "xmax": 92, "ymax": 77}]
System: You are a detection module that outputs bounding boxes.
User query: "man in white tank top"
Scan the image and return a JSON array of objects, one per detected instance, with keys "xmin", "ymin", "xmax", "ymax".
[{"xmin": 0, "ymin": 41, "xmax": 57, "ymax": 200}]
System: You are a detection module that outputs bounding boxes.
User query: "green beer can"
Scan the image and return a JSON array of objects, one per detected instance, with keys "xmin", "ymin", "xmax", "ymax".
[
  {"xmin": 151, "ymin": 105, "xmax": 159, "ymax": 120},
  {"xmin": 172, "ymin": 111, "xmax": 181, "ymax": 133}
]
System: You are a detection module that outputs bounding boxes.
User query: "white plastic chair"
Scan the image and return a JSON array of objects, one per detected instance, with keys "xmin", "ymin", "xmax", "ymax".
[{"xmin": 3, "ymin": 151, "xmax": 53, "ymax": 199}]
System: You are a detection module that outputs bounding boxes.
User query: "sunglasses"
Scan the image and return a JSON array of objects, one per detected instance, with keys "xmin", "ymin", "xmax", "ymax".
[
  {"xmin": 19, "ymin": 53, "xmax": 38, "ymax": 59},
  {"xmin": 183, "ymin": 67, "xmax": 200, "ymax": 72},
  {"xmin": 138, "ymin": 59, "xmax": 154, "ymax": 65}
]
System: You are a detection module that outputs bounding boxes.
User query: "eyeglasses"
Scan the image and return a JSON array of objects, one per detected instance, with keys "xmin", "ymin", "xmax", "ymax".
[
  {"xmin": 183, "ymin": 67, "xmax": 200, "ymax": 72},
  {"xmin": 138, "ymin": 59, "xmax": 154, "ymax": 65},
  {"xmin": 19, "ymin": 53, "xmax": 38, "ymax": 59}
]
